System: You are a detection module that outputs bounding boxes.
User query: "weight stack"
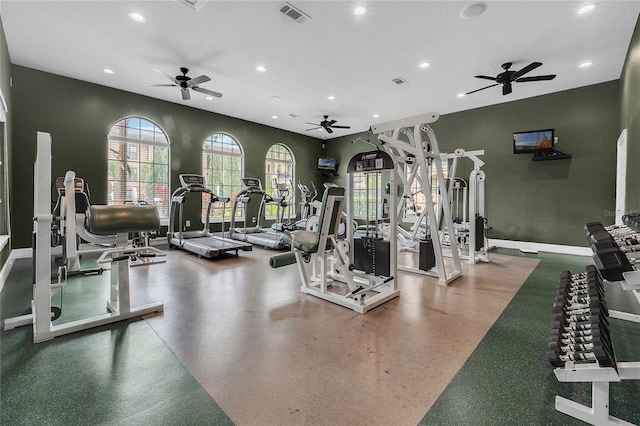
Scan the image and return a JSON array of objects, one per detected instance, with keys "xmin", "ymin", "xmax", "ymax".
[
  {"xmin": 419, "ymin": 239, "xmax": 436, "ymax": 271},
  {"xmin": 475, "ymin": 215, "xmax": 485, "ymax": 251},
  {"xmin": 353, "ymin": 237, "xmax": 391, "ymax": 277}
]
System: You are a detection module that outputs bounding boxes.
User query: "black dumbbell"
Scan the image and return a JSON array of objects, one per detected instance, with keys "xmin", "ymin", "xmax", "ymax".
[
  {"xmin": 547, "ymin": 348, "xmax": 615, "ymax": 368},
  {"xmin": 592, "ymin": 247, "xmax": 634, "ymax": 282}
]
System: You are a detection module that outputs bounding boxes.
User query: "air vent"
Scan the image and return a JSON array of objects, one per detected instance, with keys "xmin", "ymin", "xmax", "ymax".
[
  {"xmin": 279, "ymin": 2, "xmax": 310, "ymax": 23},
  {"xmin": 288, "ymin": 113, "xmax": 301, "ymax": 118},
  {"xmin": 392, "ymin": 77, "xmax": 408, "ymax": 85},
  {"xmin": 176, "ymin": 0, "xmax": 205, "ymax": 12}
]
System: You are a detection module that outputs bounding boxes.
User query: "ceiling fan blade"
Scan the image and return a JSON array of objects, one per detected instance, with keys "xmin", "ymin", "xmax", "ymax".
[
  {"xmin": 192, "ymin": 86, "xmax": 223, "ymax": 98},
  {"xmin": 511, "ymin": 62, "xmax": 542, "ymax": 80},
  {"xmin": 325, "ymin": 127, "xmax": 334, "ymax": 134},
  {"xmin": 305, "ymin": 122, "xmax": 320, "ymax": 126},
  {"xmin": 181, "ymin": 88, "xmax": 191, "ymax": 100},
  {"xmin": 465, "ymin": 83, "xmax": 500, "ymax": 95},
  {"xmin": 503, "ymin": 81, "xmax": 513, "ymax": 95},
  {"xmin": 147, "ymin": 84, "xmax": 178, "ymax": 87},
  {"xmin": 306, "ymin": 126, "xmax": 322, "ymax": 131},
  {"xmin": 516, "ymin": 74, "xmax": 556, "ymax": 82},
  {"xmin": 331, "ymin": 125, "xmax": 350, "ymax": 129},
  {"xmin": 474, "ymin": 75, "xmax": 498, "ymax": 81},
  {"xmin": 190, "ymin": 75, "xmax": 211, "ymax": 86},
  {"xmin": 153, "ymin": 68, "xmax": 178, "ymax": 83},
  {"xmin": 326, "ymin": 120, "xmax": 337, "ymax": 127}
]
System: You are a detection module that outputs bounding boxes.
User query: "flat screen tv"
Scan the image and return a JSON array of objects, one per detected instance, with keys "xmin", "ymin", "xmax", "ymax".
[
  {"xmin": 317, "ymin": 157, "xmax": 337, "ymax": 172},
  {"xmin": 513, "ymin": 129, "xmax": 554, "ymax": 154}
]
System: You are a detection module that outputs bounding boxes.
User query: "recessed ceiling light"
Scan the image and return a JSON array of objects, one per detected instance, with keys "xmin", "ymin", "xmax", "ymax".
[
  {"xmin": 328, "ymin": 95, "xmax": 335, "ymax": 100},
  {"xmin": 128, "ymin": 12, "xmax": 147, "ymax": 23},
  {"xmin": 103, "ymin": 69, "xmax": 114, "ymax": 74},
  {"xmin": 354, "ymin": 6, "xmax": 367, "ymax": 16},
  {"xmin": 419, "ymin": 62, "xmax": 430, "ymax": 69},
  {"xmin": 457, "ymin": 93, "xmax": 466, "ymax": 98},
  {"xmin": 579, "ymin": 61, "xmax": 593, "ymax": 68},
  {"xmin": 373, "ymin": 114, "xmax": 380, "ymax": 118},
  {"xmin": 460, "ymin": 3, "xmax": 487, "ymax": 19},
  {"xmin": 255, "ymin": 65, "xmax": 267, "ymax": 72},
  {"xmin": 272, "ymin": 115, "xmax": 278, "ymax": 119},
  {"xmin": 205, "ymin": 96, "xmax": 214, "ymax": 101},
  {"xmin": 578, "ymin": 4, "xmax": 595, "ymax": 14}
]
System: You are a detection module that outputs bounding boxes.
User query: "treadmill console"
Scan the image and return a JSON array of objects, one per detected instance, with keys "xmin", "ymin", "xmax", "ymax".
[
  {"xmin": 179, "ymin": 174, "xmax": 206, "ymax": 188},
  {"xmin": 242, "ymin": 178, "xmax": 262, "ymax": 190},
  {"xmin": 56, "ymin": 176, "xmax": 85, "ymax": 195}
]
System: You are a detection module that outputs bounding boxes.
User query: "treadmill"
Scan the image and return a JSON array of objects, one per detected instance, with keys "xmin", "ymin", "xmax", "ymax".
[
  {"xmin": 228, "ymin": 178, "xmax": 288, "ymax": 250},
  {"xmin": 168, "ymin": 174, "xmax": 252, "ymax": 258}
]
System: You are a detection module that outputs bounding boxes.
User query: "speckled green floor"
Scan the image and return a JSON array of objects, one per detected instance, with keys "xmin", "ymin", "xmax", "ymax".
[
  {"xmin": 0, "ymin": 258, "xmax": 233, "ymax": 426},
  {"xmin": 420, "ymin": 249, "xmax": 640, "ymax": 425}
]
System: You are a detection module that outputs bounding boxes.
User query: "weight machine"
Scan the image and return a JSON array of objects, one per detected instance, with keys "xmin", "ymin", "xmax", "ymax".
[
  {"xmin": 373, "ymin": 112, "xmax": 462, "ymax": 285},
  {"xmin": 269, "ymin": 150, "xmax": 399, "ymax": 313},
  {"xmin": 3, "ymin": 132, "xmax": 164, "ymax": 343},
  {"xmin": 440, "ymin": 148, "xmax": 489, "ymax": 264}
]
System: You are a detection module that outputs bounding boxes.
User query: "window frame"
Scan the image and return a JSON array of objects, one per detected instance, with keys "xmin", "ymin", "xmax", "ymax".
[
  {"xmin": 201, "ymin": 132, "xmax": 244, "ymax": 223},
  {"xmin": 107, "ymin": 116, "xmax": 170, "ymax": 225},
  {"xmin": 264, "ymin": 143, "xmax": 295, "ymax": 220},
  {"xmin": 402, "ymin": 159, "xmax": 449, "ymax": 223}
]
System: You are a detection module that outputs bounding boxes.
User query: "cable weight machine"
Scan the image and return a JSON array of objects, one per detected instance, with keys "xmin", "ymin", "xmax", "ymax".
[
  {"xmin": 347, "ymin": 150, "xmax": 396, "ymax": 279},
  {"xmin": 373, "ymin": 112, "xmax": 462, "ymax": 286}
]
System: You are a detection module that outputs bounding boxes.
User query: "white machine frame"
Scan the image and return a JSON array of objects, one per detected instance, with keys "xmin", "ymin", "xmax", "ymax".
[
  {"xmin": 294, "ymin": 185, "xmax": 399, "ymax": 314},
  {"xmin": 440, "ymin": 148, "xmax": 489, "ymax": 264},
  {"xmin": 3, "ymin": 132, "xmax": 164, "ymax": 343},
  {"xmin": 375, "ymin": 112, "xmax": 462, "ymax": 285}
]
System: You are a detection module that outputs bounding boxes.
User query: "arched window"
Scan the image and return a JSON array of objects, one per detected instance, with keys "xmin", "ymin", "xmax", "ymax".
[
  {"xmin": 264, "ymin": 144, "xmax": 295, "ymax": 218},
  {"xmin": 107, "ymin": 117, "xmax": 170, "ymax": 220},
  {"xmin": 202, "ymin": 133, "xmax": 244, "ymax": 220}
]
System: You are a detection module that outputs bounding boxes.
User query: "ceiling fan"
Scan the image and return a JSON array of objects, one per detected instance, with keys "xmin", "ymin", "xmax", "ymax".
[
  {"xmin": 305, "ymin": 115, "xmax": 351, "ymax": 134},
  {"xmin": 149, "ymin": 67, "xmax": 222, "ymax": 100},
  {"xmin": 466, "ymin": 62, "xmax": 556, "ymax": 96}
]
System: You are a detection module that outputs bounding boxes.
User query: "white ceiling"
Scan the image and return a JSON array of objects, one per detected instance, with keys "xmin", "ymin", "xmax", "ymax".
[{"xmin": 2, "ymin": 1, "xmax": 639, "ymax": 139}]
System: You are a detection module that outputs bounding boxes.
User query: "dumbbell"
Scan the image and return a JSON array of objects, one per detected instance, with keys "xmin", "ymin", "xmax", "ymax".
[
  {"xmin": 550, "ymin": 325, "xmax": 607, "ymax": 342},
  {"xmin": 553, "ymin": 299, "xmax": 608, "ymax": 316},
  {"xmin": 551, "ymin": 329, "xmax": 614, "ymax": 357},
  {"xmin": 623, "ymin": 214, "xmax": 640, "ymax": 232},
  {"xmin": 585, "ymin": 222, "xmax": 606, "ymax": 235},
  {"xmin": 558, "ymin": 276, "xmax": 604, "ymax": 299},
  {"xmin": 548, "ymin": 328, "xmax": 616, "ymax": 368},
  {"xmin": 549, "ymin": 334, "xmax": 612, "ymax": 355},
  {"xmin": 592, "ymin": 247, "xmax": 635, "ymax": 282},
  {"xmin": 547, "ymin": 346, "xmax": 616, "ymax": 368}
]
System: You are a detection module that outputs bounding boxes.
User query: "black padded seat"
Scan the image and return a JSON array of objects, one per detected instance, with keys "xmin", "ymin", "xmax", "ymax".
[
  {"xmin": 87, "ymin": 205, "xmax": 160, "ymax": 236},
  {"xmin": 281, "ymin": 186, "xmax": 344, "ymax": 254}
]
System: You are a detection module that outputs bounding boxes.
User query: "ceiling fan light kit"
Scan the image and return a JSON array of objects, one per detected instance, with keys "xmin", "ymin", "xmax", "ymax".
[
  {"xmin": 305, "ymin": 115, "xmax": 351, "ymax": 134},
  {"xmin": 466, "ymin": 61, "xmax": 556, "ymax": 96},
  {"xmin": 150, "ymin": 67, "xmax": 223, "ymax": 100}
]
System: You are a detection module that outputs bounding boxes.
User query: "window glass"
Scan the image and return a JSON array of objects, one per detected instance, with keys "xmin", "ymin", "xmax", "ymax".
[
  {"xmin": 107, "ymin": 117, "xmax": 170, "ymax": 220},
  {"xmin": 264, "ymin": 144, "xmax": 295, "ymax": 218},
  {"xmin": 202, "ymin": 133, "xmax": 244, "ymax": 220}
]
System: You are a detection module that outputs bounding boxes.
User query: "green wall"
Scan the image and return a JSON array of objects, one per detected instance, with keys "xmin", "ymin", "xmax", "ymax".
[
  {"xmin": 0, "ymin": 17, "xmax": 11, "ymax": 269},
  {"xmin": 621, "ymin": 14, "xmax": 640, "ymax": 212},
  {"xmin": 328, "ymin": 81, "xmax": 620, "ymax": 247},
  {"xmin": 10, "ymin": 65, "xmax": 323, "ymax": 249}
]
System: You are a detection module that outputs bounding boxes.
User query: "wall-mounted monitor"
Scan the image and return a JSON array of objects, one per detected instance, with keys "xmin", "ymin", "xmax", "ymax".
[
  {"xmin": 317, "ymin": 157, "xmax": 337, "ymax": 173},
  {"xmin": 513, "ymin": 129, "xmax": 554, "ymax": 154}
]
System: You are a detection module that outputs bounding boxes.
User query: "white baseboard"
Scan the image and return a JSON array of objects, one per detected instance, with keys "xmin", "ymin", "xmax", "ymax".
[
  {"xmin": 488, "ymin": 239, "xmax": 592, "ymax": 257},
  {"xmin": 0, "ymin": 247, "xmax": 31, "ymax": 293}
]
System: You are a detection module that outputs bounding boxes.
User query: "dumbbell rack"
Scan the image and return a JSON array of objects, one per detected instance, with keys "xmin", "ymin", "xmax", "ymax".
[{"xmin": 549, "ymin": 217, "xmax": 640, "ymax": 425}]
